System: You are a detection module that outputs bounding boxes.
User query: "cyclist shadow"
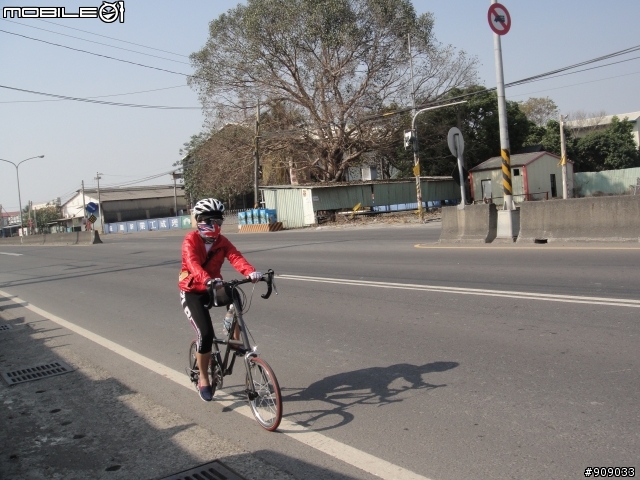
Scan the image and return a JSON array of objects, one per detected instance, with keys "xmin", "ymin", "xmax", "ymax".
[{"xmin": 282, "ymin": 361, "xmax": 458, "ymax": 432}]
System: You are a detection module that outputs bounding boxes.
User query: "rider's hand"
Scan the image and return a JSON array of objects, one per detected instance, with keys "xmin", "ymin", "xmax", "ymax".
[
  {"xmin": 248, "ymin": 271, "xmax": 262, "ymax": 283},
  {"xmin": 206, "ymin": 278, "xmax": 224, "ymax": 290}
]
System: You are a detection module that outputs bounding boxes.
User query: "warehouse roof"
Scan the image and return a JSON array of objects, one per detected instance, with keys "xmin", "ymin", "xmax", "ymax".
[
  {"xmin": 469, "ymin": 152, "xmax": 570, "ymax": 172},
  {"xmin": 63, "ymin": 185, "xmax": 184, "ymax": 205}
]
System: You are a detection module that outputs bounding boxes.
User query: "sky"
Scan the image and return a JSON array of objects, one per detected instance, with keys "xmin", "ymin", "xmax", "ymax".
[{"xmin": 1, "ymin": 0, "xmax": 639, "ymax": 212}]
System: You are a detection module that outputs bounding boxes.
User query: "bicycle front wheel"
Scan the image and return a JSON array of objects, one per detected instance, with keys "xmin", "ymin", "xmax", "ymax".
[{"xmin": 246, "ymin": 357, "xmax": 282, "ymax": 431}]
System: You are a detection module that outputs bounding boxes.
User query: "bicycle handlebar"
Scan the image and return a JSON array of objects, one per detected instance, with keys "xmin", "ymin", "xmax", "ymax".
[{"xmin": 205, "ymin": 269, "xmax": 277, "ymax": 309}]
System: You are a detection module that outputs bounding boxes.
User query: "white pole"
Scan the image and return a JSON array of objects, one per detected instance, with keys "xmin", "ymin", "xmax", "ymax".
[
  {"xmin": 492, "ymin": 0, "xmax": 513, "ymax": 211},
  {"xmin": 559, "ymin": 114, "xmax": 568, "ymax": 199},
  {"xmin": 455, "ymin": 135, "xmax": 468, "ymax": 206},
  {"xmin": 81, "ymin": 180, "xmax": 86, "ymax": 231},
  {"xmin": 408, "ymin": 35, "xmax": 424, "ymax": 220}
]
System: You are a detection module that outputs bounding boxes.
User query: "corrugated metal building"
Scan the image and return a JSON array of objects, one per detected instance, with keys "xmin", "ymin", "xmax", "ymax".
[
  {"xmin": 469, "ymin": 152, "xmax": 574, "ymax": 204},
  {"xmin": 61, "ymin": 185, "xmax": 187, "ymax": 231},
  {"xmin": 261, "ymin": 178, "xmax": 461, "ymax": 229}
]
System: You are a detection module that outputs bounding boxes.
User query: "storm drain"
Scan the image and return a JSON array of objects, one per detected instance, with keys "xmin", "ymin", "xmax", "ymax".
[
  {"xmin": 157, "ymin": 460, "xmax": 247, "ymax": 480},
  {"xmin": 1, "ymin": 361, "xmax": 73, "ymax": 385},
  {"xmin": 0, "ymin": 323, "xmax": 13, "ymax": 332}
]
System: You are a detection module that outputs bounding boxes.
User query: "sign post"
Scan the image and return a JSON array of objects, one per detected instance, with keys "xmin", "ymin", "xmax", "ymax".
[
  {"xmin": 448, "ymin": 127, "xmax": 468, "ymax": 208},
  {"xmin": 489, "ymin": 1, "xmax": 518, "ymax": 240}
]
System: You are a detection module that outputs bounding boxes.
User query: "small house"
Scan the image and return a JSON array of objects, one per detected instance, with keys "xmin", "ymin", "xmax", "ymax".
[{"xmin": 469, "ymin": 151, "xmax": 574, "ymax": 204}]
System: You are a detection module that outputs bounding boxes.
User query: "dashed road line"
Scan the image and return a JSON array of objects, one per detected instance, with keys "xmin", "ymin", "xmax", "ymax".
[{"xmin": 0, "ymin": 252, "xmax": 23, "ymax": 256}]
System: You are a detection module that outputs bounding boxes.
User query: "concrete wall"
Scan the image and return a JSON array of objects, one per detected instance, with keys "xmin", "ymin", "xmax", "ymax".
[
  {"xmin": 0, "ymin": 231, "xmax": 102, "ymax": 246},
  {"xmin": 518, "ymin": 195, "xmax": 640, "ymax": 242},
  {"xmin": 440, "ymin": 203, "xmax": 498, "ymax": 243}
]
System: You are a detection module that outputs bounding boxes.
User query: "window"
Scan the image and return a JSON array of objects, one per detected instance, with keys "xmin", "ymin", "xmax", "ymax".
[{"xmin": 513, "ymin": 168, "xmax": 520, "ymax": 176}]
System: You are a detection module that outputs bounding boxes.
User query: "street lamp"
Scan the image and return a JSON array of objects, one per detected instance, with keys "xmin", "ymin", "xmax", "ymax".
[{"xmin": 0, "ymin": 155, "xmax": 45, "ymax": 237}]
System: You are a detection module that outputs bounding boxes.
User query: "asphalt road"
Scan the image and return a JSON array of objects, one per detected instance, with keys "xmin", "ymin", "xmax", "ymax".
[{"xmin": 1, "ymin": 224, "xmax": 639, "ymax": 479}]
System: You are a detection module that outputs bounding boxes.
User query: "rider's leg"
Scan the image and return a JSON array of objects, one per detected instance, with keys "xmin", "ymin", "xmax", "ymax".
[
  {"xmin": 196, "ymin": 351, "xmax": 212, "ymax": 386},
  {"xmin": 181, "ymin": 290, "xmax": 215, "ymax": 386}
]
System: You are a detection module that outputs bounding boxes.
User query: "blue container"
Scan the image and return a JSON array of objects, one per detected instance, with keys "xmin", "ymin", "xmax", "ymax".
[
  {"xmin": 158, "ymin": 218, "xmax": 170, "ymax": 230},
  {"xmin": 265, "ymin": 209, "xmax": 277, "ymax": 224},
  {"xmin": 246, "ymin": 210, "xmax": 254, "ymax": 225},
  {"xmin": 258, "ymin": 209, "xmax": 267, "ymax": 224},
  {"xmin": 238, "ymin": 211, "xmax": 247, "ymax": 225},
  {"xmin": 251, "ymin": 209, "xmax": 260, "ymax": 224},
  {"xmin": 169, "ymin": 217, "xmax": 180, "ymax": 229},
  {"xmin": 136, "ymin": 220, "xmax": 147, "ymax": 232},
  {"xmin": 116, "ymin": 222, "xmax": 126, "ymax": 234},
  {"xmin": 126, "ymin": 221, "xmax": 138, "ymax": 233},
  {"xmin": 148, "ymin": 219, "xmax": 159, "ymax": 231}
]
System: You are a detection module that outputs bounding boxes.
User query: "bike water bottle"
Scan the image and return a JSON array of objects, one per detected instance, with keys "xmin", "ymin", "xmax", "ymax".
[{"xmin": 223, "ymin": 304, "xmax": 234, "ymax": 333}]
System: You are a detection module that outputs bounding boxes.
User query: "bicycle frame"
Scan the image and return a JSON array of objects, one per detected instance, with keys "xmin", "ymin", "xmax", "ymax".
[{"xmin": 208, "ymin": 270, "xmax": 276, "ymax": 398}]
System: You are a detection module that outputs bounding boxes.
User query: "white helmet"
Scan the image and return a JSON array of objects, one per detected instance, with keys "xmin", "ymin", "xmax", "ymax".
[{"xmin": 193, "ymin": 198, "xmax": 225, "ymax": 219}]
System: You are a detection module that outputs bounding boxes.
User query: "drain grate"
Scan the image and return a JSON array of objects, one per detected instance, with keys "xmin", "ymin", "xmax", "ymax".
[
  {"xmin": 157, "ymin": 460, "xmax": 247, "ymax": 480},
  {"xmin": 1, "ymin": 361, "xmax": 74, "ymax": 385},
  {"xmin": 0, "ymin": 324, "xmax": 13, "ymax": 332}
]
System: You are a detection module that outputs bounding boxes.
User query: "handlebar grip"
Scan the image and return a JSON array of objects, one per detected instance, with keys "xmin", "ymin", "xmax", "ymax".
[
  {"xmin": 261, "ymin": 269, "xmax": 275, "ymax": 299},
  {"xmin": 205, "ymin": 282, "xmax": 219, "ymax": 309}
]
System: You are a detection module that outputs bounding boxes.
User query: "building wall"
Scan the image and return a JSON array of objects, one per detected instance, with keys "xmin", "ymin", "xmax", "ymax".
[
  {"xmin": 526, "ymin": 154, "xmax": 573, "ymax": 199},
  {"xmin": 262, "ymin": 189, "xmax": 305, "ymax": 229},
  {"xmin": 574, "ymin": 166, "xmax": 640, "ymax": 197},
  {"xmin": 103, "ymin": 197, "xmax": 187, "ymax": 223}
]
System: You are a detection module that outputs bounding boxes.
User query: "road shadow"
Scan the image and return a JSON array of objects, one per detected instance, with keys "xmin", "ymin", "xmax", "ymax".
[{"xmin": 282, "ymin": 361, "xmax": 459, "ymax": 431}]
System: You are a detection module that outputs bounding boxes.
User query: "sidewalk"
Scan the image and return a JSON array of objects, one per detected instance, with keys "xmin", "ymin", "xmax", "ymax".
[{"xmin": 0, "ymin": 297, "xmax": 294, "ymax": 480}]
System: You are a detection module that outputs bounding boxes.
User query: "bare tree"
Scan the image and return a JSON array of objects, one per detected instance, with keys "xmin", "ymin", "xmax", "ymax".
[
  {"xmin": 188, "ymin": 0, "xmax": 477, "ymax": 182},
  {"xmin": 518, "ymin": 97, "xmax": 558, "ymax": 126},
  {"xmin": 568, "ymin": 109, "xmax": 608, "ymax": 132}
]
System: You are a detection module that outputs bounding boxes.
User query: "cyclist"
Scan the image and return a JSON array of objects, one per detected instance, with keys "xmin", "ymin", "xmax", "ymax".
[{"xmin": 179, "ymin": 198, "xmax": 261, "ymax": 402}]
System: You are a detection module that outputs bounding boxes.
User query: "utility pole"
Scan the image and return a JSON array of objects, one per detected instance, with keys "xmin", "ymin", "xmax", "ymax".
[
  {"xmin": 170, "ymin": 171, "xmax": 183, "ymax": 215},
  {"xmin": 408, "ymin": 34, "xmax": 424, "ymax": 221},
  {"xmin": 559, "ymin": 114, "xmax": 569, "ymax": 199},
  {"xmin": 253, "ymin": 101, "xmax": 260, "ymax": 208},
  {"xmin": 81, "ymin": 180, "xmax": 87, "ymax": 231},
  {"xmin": 95, "ymin": 172, "xmax": 104, "ymax": 232}
]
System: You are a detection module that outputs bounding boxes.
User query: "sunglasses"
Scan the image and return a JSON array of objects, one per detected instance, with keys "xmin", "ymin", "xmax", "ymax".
[{"xmin": 200, "ymin": 217, "xmax": 224, "ymax": 226}]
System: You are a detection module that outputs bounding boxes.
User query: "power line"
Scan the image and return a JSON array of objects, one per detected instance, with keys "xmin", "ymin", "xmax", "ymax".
[
  {"xmin": 0, "ymin": 84, "xmax": 201, "ymax": 110},
  {"xmin": 0, "ymin": 85, "xmax": 188, "ymax": 104},
  {"xmin": 0, "ymin": 29, "xmax": 190, "ymax": 76},
  {"xmin": 36, "ymin": 18, "xmax": 188, "ymax": 58},
  {"xmin": 1, "ymin": 19, "xmax": 190, "ymax": 65}
]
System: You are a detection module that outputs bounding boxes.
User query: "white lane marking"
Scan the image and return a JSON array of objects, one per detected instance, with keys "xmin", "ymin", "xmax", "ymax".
[
  {"xmin": 0, "ymin": 289, "xmax": 431, "ymax": 480},
  {"xmin": 278, "ymin": 274, "xmax": 640, "ymax": 309},
  {"xmin": 0, "ymin": 252, "xmax": 23, "ymax": 256}
]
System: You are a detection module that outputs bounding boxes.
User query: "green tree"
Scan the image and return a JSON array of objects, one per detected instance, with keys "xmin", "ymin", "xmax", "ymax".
[
  {"xmin": 389, "ymin": 87, "xmax": 532, "ymax": 177},
  {"xmin": 575, "ymin": 116, "xmax": 640, "ymax": 171},
  {"xmin": 188, "ymin": 0, "xmax": 477, "ymax": 182},
  {"xmin": 34, "ymin": 206, "xmax": 60, "ymax": 232},
  {"xmin": 523, "ymin": 119, "xmax": 577, "ymax": 159}
]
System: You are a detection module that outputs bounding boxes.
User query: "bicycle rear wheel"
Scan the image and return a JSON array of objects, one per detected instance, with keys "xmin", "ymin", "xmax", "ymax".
[{"xmin": 246, "ymin": 357, "xmax": 282, "ymax": 431}]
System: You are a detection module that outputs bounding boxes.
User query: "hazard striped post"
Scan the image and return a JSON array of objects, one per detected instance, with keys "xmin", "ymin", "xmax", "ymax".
[{"xmin": 490, "ymin": 0, "xmax": 514, "ymax": 211}]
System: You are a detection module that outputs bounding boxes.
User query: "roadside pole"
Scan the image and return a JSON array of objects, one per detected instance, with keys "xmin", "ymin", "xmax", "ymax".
[
  {"xmin": 95, "ymin": 172, "xmax": 104, "ymax": 233},
  {"xmin": 559, "ymin": 114, "xmax": 569, "ymax": 199},
  {"xmin": 488, "ymin": 2, "xmax": 518, "ymax": 240},
  {"xmin": 407, "ymin": 34, "xmax": 424, "ymax": 220},
  {"xmin": 81, "ymin": 180, "xmax": 87, "ymax": 231},
  {"xmin": 253, "ymin": 101, "xmax": 260, "ymax": 208}
]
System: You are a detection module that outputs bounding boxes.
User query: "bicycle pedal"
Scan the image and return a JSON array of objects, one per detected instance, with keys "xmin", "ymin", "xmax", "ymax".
[{"xmin": 245, "ymin": 389, "xmax": 258, "ymax": 401}]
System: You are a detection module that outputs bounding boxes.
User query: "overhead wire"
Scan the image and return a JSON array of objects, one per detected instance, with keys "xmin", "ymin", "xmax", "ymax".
[
  {"xmin": 0, "ymin": 85, "xmax": 188, "ymax": 104},
  {"xmin": 1, "ymin": 19, "xmax": 190, "ymax": 65},
  {"xmin": 0, "ymin": 85, "xmax": 200, "ymax": 109},
  {"xmin": 0, "ymin": 29, "xmax": 190, "ymax": 76},
  {"xmin": 36, "ymin": 18, "xmax": 188, "ymax": 58}
]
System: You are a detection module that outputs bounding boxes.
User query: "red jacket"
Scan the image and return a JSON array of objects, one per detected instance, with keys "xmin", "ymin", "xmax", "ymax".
[{"xmin": 178, "ymin": 230, "xmax": 255, "ymax": 293}]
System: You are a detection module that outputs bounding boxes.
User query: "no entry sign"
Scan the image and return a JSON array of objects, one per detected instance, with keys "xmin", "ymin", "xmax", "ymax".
[{"xmin": 488, "ymin": 3, "xmax": 511, "ymax": 35}]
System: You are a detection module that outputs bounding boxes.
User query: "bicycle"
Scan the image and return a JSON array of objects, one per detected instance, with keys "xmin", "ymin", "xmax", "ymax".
[{"xmin": 186, "ymin": 269, "xmax": 283, "ymax": 431}]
